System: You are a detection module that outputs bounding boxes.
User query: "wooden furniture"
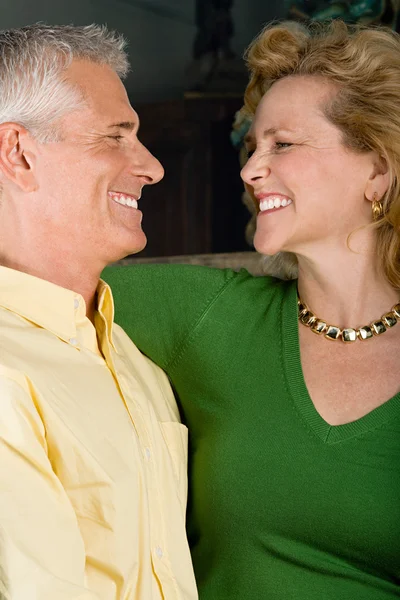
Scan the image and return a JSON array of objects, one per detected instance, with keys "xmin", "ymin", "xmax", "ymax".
[{"xmin": 135, "ymin": 95, "xmax": 250, "ymax": 258}]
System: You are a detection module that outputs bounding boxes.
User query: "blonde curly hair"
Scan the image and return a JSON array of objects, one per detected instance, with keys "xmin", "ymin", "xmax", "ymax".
[{"xmin": 243, "ymin": 20, "xmax": 400, "ymax": 288}]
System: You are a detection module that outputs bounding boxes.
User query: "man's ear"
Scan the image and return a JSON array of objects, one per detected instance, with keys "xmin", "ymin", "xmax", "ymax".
[{"xmin": 0, "ymin": 123, "xmax": 38, "ymax": 192}]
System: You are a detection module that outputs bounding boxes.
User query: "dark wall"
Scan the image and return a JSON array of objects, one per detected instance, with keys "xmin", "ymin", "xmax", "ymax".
[
  {"xmin": 232, "ymin": 0, "xmax": 288, "ymax": 56},
  {"xmin": 0, "ymin": 0, "xmax": 287, "ymax": 104}
]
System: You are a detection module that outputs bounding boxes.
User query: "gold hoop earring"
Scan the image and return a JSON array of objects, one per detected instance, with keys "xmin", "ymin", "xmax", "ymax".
[{"xmin": 372, "ymin": 193, "xmax": 384, "ymax": 222}]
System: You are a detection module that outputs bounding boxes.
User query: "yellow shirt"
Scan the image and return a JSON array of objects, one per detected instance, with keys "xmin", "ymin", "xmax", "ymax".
[{"xmin": 0, "ymin": 266, "xmax": 197, "ymax": 600}]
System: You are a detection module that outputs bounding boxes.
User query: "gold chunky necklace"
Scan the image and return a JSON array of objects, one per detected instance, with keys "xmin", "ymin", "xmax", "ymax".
[{"xmin": 297, "ymin": 294, "xmax": 400, "ymax": 343}]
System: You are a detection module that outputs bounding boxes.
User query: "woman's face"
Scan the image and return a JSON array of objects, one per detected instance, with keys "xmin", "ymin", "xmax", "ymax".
[{"xmin": 241, "ymin": 75, "xmax": 381, "ymax": 257}]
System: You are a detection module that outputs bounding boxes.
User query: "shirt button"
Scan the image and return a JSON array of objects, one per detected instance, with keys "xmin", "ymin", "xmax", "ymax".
[
  {"xmin": 74, "ymin": 299, "xmax": 79, "ymax": 309},
  {"xmin": 69, "ymin": 337, "xmax": 78, "ymax": 346},
  {"xmin": 155, "ymin": 546, "xmax": 163, "ymax": 559},
  {"xmin": 145, "ymin": 448, "xmax": 151, "ymax": 460}
]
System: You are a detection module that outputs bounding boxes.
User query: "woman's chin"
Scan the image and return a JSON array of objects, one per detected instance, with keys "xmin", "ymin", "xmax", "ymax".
[{"xmin": 253, "ymin": 233, "xmax": 286, "ymax": 257}]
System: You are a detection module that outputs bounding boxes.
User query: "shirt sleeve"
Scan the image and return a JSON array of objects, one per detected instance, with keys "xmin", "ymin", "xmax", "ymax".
[
  {"xmin": 0, "ymin": 373, "xmax": 99, "ymax": 600},
  {"xmin": 103, "ymin": 264, "xmax": 237, "ymax": 370}
]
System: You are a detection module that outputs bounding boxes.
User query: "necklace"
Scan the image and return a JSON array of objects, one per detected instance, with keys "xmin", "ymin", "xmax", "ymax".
[{"xmin": 297, "ymin": 294, "xmax": 400, "ymax": 343}]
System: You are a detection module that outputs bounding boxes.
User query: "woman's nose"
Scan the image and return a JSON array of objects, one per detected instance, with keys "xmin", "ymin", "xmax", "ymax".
[{"xmin": 240, "ymin": 154, "xmax": 271, "ymax": 186}]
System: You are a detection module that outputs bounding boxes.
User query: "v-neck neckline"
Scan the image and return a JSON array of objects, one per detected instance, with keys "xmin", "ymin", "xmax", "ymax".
[{"xmin": 281, "ymin": 280, "xmax": 400, "ymax": 444}]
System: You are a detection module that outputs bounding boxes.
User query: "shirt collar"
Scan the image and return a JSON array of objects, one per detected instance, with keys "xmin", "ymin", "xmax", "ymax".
[{"xmin": 0, "ymin": 266, "xmax": 116, "ymax": 349}]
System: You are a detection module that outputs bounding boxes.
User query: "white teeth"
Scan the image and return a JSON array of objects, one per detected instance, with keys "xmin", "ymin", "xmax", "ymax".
[
  {"xmin": 109, "ymin": 192, "xmax": 138, "ymax": 209},
  {"xmin": 259, "ymin": 196, "xmax": 292, "ymax": 212}
]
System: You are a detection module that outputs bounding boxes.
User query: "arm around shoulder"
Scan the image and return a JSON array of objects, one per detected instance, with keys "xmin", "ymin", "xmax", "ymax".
[{"xmin": 103, "ymin": 263, "xmax": 237, "ymax": 369}]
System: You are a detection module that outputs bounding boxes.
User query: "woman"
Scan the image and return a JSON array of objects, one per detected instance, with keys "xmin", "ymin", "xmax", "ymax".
[{"xmin": 104, "ymin": 21, "xmax": 400, "ymax": 599}]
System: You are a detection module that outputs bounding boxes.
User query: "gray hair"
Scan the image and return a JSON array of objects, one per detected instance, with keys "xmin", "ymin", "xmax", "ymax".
[{"xmin": 0, "ymin": 23, "xmax": 129, "ymax": 142}]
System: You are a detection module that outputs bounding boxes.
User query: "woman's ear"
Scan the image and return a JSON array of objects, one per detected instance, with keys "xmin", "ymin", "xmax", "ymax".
[
  {"xmin": 364, "ymin": 154, "xmax": 390, "ymax": 202},
  {"xmin": 0, "ymin": 123, "xmax": 38, "ymax": 192}
]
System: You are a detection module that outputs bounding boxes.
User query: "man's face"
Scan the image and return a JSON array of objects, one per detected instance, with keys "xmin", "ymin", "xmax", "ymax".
[{"xmin": 33, "ymin": 59, "xmax": 164, "ymax": 265}]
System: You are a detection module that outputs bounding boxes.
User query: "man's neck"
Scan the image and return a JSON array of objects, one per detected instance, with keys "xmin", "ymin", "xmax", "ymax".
[{"xmin": 0, "ymin": 254, "xmax": 101, "ymax": 324}]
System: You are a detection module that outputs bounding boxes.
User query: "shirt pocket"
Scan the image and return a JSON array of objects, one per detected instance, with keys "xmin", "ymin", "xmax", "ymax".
[{"xmin": 159, "ymin": 422, "xmax": 189, "ymax": 510}]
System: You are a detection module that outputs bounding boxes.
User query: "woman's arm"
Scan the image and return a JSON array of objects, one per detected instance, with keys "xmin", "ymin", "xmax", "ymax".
[{"xmin": 102, "ymin": 263, "xmax": 237, "ymax": 370}]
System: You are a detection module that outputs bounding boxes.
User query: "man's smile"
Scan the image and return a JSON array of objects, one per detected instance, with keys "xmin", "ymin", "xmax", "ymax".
[{"xmin": 108, "ymin": 190, "xmax": 139, "ymax": 209}]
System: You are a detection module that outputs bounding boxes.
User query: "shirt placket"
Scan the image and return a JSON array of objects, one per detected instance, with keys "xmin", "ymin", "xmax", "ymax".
[{"xmin": 96, "ymin": 312, "xmax": 176, "ymax": 598}]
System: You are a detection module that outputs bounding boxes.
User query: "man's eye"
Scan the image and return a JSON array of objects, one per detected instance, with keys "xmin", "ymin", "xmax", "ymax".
[
  {"xmin": 108, "ymin": 135, "xmax": 123, "ymax": 142},
  {"xmin": 246, "ymin": 148, "xmax": 255, "ymax": 158},
  {"xmin": 275, "ymin": 142, "xmax": 292, "ymax": 149}
]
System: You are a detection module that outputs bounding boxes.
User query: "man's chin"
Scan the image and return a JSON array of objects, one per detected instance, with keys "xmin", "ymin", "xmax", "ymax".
[
  {"xmin": 102, "ymin": 235, "xmax": 147, "ymax": 266},
  {"xmin": 122, "ymin": 232, "xmax": 148, "ymax": 259}
]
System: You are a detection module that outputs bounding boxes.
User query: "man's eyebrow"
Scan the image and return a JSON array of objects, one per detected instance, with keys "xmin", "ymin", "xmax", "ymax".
[{"xmin": 107, "ymin": 121, "xmax": 137, "ymax": 131}]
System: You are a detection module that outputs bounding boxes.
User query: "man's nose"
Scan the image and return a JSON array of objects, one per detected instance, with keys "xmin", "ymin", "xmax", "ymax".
[{"xmin": 134, "ymin": 141, "xmax": 164, "ymax": 186}]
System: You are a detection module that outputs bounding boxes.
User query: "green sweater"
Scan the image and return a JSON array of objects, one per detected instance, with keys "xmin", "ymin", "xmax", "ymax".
[{"xmin": 103, "ymin": 264, "xmax": 400, "ymax": 600}]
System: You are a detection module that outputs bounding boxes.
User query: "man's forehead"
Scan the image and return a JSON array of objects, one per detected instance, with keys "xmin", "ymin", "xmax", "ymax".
[{"xmin": 65, "ymin": 59, "xmax": 138, "ymax": 128}]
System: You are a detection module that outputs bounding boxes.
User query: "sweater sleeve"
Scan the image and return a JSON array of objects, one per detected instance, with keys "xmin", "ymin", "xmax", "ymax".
[{"xmin": 102, "ymin": 264, "xmax": 238, "ymax": 370}]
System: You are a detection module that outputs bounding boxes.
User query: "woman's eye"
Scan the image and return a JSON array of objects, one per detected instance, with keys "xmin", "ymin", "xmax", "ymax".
[
  {"xmin": 108, "ymin": 135, "xmax": 123, "ymax": 142},
  {"xmin": 246, "ymin": 148, "xmax": 255, "ymax": 159}
]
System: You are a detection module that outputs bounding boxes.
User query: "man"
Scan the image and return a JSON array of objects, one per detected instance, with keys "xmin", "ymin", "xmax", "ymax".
[{"xmin": 0, "ymin": 24, "xmax": 197, "ymax": 600}]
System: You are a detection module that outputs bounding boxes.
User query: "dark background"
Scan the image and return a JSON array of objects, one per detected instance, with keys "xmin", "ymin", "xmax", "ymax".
[{"xmin": 0, "ymin": 0, "xmax": 287, "ymax": 257}]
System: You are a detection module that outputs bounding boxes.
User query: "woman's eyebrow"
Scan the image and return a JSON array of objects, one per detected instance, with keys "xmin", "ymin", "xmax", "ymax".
[{"xmin": 244, "ymin": 127, "xmax": 296, "ymax": 144}]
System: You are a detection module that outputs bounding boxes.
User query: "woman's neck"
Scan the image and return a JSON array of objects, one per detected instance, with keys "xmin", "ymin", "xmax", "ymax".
[{"xmin": 296, "ymin": 250, "xmax": 399, "ymax": 329}]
